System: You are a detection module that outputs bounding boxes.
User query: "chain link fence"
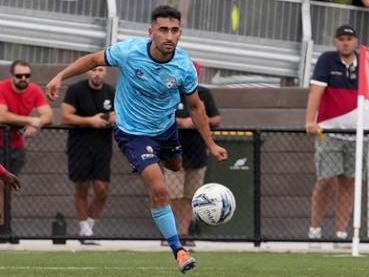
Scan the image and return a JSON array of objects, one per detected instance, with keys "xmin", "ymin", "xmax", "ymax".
[
  {"xmin": 1, "ymin": 126, "xmax": 369, "ymax": 244},
  {"xmin": 260, "ymin": 130, "xmax": 369, "ymax": 243}
]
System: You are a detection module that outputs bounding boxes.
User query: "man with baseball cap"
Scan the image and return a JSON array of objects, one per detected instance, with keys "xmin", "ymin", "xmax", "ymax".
[
  {"xmin": 305, "ymin": 24, "xmax": 363, "ymax": 240},
  {"xmin": 335, "ymin": 24, "xmax": 357, "ymax": 38}
]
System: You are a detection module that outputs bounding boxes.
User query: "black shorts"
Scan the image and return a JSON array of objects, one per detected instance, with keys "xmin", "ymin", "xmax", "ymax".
[
  {"xmin": 114, "ymin": 123, "xmax": 182, "ymax": 174},
  {"xmin": 67, "ymin": 144, "xmax": 112, "ymax": 183}
]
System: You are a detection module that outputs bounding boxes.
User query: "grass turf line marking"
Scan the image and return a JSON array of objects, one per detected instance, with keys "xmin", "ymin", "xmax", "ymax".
[{"xmin": 0, "ymin": 266, "xmax": 168, "ymax": 271}]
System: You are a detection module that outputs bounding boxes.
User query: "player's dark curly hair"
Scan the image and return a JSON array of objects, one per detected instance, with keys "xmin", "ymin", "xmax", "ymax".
[{"xmin": 151, "ymin": 5, "xmax": 181, "ymax": 23}]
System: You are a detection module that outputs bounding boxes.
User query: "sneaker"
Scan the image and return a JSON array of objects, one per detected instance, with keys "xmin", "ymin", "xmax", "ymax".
[
  {"xmin": 336, "ymin": 231, "xmax": 348, "ymax": 239},
  {"xmin": 308, "ymin": 227, "xmax": 322, "ymax": 239},
  {"xmin": 334, "ymin": 232, "xmax": 349, "ymax": 249},
  {"xmin": 87, "ymin": 217, "xmax": 95, "ymax": 230},
  {"xmin": 79, "ymin": 221, "xmax": 93, "ymax": 237},
  {"xmin": 176, "ymin": 249, "xmax": 196, "ymax": 273}
]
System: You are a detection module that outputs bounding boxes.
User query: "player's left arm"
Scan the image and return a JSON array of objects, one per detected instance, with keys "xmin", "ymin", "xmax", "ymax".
[
  {"xmin": 204, "ymin": 90, "xmax": 221, "ymax": 128},
  {"xmin": 186, "ymin": 92, "xmax": 228, "ymax": 161}
]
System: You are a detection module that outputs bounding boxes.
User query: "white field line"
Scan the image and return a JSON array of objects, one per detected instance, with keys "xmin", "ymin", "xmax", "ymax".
[{"xmin": 0, "ymin": 266, "xmax": 168, "ymax": 271}]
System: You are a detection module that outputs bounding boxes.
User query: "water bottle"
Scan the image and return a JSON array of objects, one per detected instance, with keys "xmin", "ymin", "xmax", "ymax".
[{"xmin": 52, "ymin": 212, "xmax": 66, "ymax": 244}]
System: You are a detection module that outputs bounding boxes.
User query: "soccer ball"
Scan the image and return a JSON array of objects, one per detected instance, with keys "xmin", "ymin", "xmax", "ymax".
[{"xmin": 192, "ymin": 183, "xmax": 236, "ymax": 226}]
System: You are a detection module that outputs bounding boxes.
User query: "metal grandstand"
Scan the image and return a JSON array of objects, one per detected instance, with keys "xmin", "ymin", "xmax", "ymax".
[{"xmin": 0, "ymin": 0, "xmax": 367, "ymax": 86}]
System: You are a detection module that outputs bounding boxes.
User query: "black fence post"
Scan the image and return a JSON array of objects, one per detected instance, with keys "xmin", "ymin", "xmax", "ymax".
[{"xmin": 253, "ymin": 130, "xmax": 262, "ymax": 247}]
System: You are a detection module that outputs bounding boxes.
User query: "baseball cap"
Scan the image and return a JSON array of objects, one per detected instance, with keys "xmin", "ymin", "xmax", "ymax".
[{"xmin": 335, "ymin": 25, "xmax": 357, "ymax": 38}]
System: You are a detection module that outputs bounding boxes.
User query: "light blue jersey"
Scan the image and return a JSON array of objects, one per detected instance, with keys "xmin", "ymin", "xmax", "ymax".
[{"xmin": 105, "ymin": 37, "xmax": 198, "ymax": 136}]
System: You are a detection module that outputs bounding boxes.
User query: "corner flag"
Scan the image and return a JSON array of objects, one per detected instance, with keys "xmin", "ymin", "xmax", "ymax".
[
  {"xmin": 359, "ymin": 45, "xmax": 369, "ymax": 99},
  {"xmin": 352, "ymin": 45, "xmax": 369, "ymax": 256}
]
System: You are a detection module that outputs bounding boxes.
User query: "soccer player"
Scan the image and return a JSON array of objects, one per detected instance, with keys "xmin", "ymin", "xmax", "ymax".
[{"xmin": 46, "ymin": 5, "xmax": 228, "ymax": 273}]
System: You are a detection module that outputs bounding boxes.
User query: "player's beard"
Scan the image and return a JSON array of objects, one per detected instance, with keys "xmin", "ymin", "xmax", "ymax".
[
  {"xmin": 158, "ymin": 43, "xmax": 175, "ymax": 57},
  {"xmin": 14, "ymin": 80, "xmax": 29, "ymax": 90}
]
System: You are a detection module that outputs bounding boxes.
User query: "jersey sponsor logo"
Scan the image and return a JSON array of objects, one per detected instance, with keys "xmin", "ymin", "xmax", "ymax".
[
  {"xmin": 165, "ymin": 77, "xmax": 177, "ymax": 89},
  {"xmin": 141, "ymin": 153, "xmax": 156, "ymax": 160},
  {"xmin": 141, "ymin": 145, "xmax": 155, "ymax": 160}
]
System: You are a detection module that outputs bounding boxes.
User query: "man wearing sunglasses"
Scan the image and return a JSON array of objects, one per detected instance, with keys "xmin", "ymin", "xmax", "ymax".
[{"xmin": 0, "ymin": 60, "xmax": 53, "ymax": 175}]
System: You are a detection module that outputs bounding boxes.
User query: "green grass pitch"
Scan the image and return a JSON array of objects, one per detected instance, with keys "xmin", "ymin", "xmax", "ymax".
[{"xmin": 0, "ymin": 251, "xmax": 368, "ymax": 277}]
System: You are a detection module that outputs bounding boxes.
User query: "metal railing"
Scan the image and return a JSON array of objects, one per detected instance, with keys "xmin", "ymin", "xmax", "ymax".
[
  {"xmin": 116, "ymin": 0, "xmax": 303, "ymax": 41},
  {"xmin": 0, "ymin": 7, "xmax": 107, "ymax": 52},
  {"xmin": 0, "ymin": 0, "xmax": 107, "ymax": 18},
  {"xmin": 117, "ymin": 21, "xmax": 303, "ymax": 78},
  {"xmin": 311, "ymin": 1, "xmax": 369, "ymax": 46},
  {"xmin": 0, "ymin": 42, "xmax": 88, "ymax": 65},
  {"xmin": 0, "ymin": 0, "xmax": 369, "ymax": 86}
]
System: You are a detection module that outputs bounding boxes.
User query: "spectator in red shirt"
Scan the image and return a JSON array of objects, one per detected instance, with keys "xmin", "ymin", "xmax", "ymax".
[{"xmin": 0, "ymin": 60, "xmax": 53, "ymax": 175}]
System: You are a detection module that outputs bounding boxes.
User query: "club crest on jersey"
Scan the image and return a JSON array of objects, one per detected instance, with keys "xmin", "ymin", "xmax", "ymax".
[
  {"xmin": 165, "ymin": 77, "xmax": 177, "ymax": 89},
  {"xmin": 135, "ymin": 69, "xmax": 144, "ymax": 79}
]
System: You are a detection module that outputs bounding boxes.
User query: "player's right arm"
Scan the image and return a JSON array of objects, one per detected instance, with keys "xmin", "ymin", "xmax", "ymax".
[
  {"xmin": 46, "ymin": 51, "xmax": 106, "ymax": 101},
  {"xmin": 305, "ymin": 84, "xmax": 325, "ymax": 135},
  {"xmin": 186, "ymin": 92, "xmax": 228, "ymax": 161}
]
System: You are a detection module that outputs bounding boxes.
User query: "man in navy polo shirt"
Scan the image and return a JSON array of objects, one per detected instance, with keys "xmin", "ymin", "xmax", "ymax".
[{"xmin": 305, "ymin": 25, "xmax": 366, "ymax": 240}]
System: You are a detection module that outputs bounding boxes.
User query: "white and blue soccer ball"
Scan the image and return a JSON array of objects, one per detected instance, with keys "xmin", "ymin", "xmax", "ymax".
[{"xmin": 192, "ymin": 183, "xmax": 236, "ymax": 226}]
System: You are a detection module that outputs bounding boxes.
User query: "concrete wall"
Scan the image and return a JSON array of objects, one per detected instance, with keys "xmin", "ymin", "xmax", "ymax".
[{"xmin": 0, "ymin": 64, "xmax": 309, "ymax": 128}]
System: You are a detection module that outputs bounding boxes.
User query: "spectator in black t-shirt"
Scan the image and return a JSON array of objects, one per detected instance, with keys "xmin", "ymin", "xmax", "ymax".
[
  {"xmin": 164, "ymin": 62, "xmax": 221, "ymax": 246},
  {"xmin": 61, "ymin": 66, "xmax": 115, "ymax": 240}
]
